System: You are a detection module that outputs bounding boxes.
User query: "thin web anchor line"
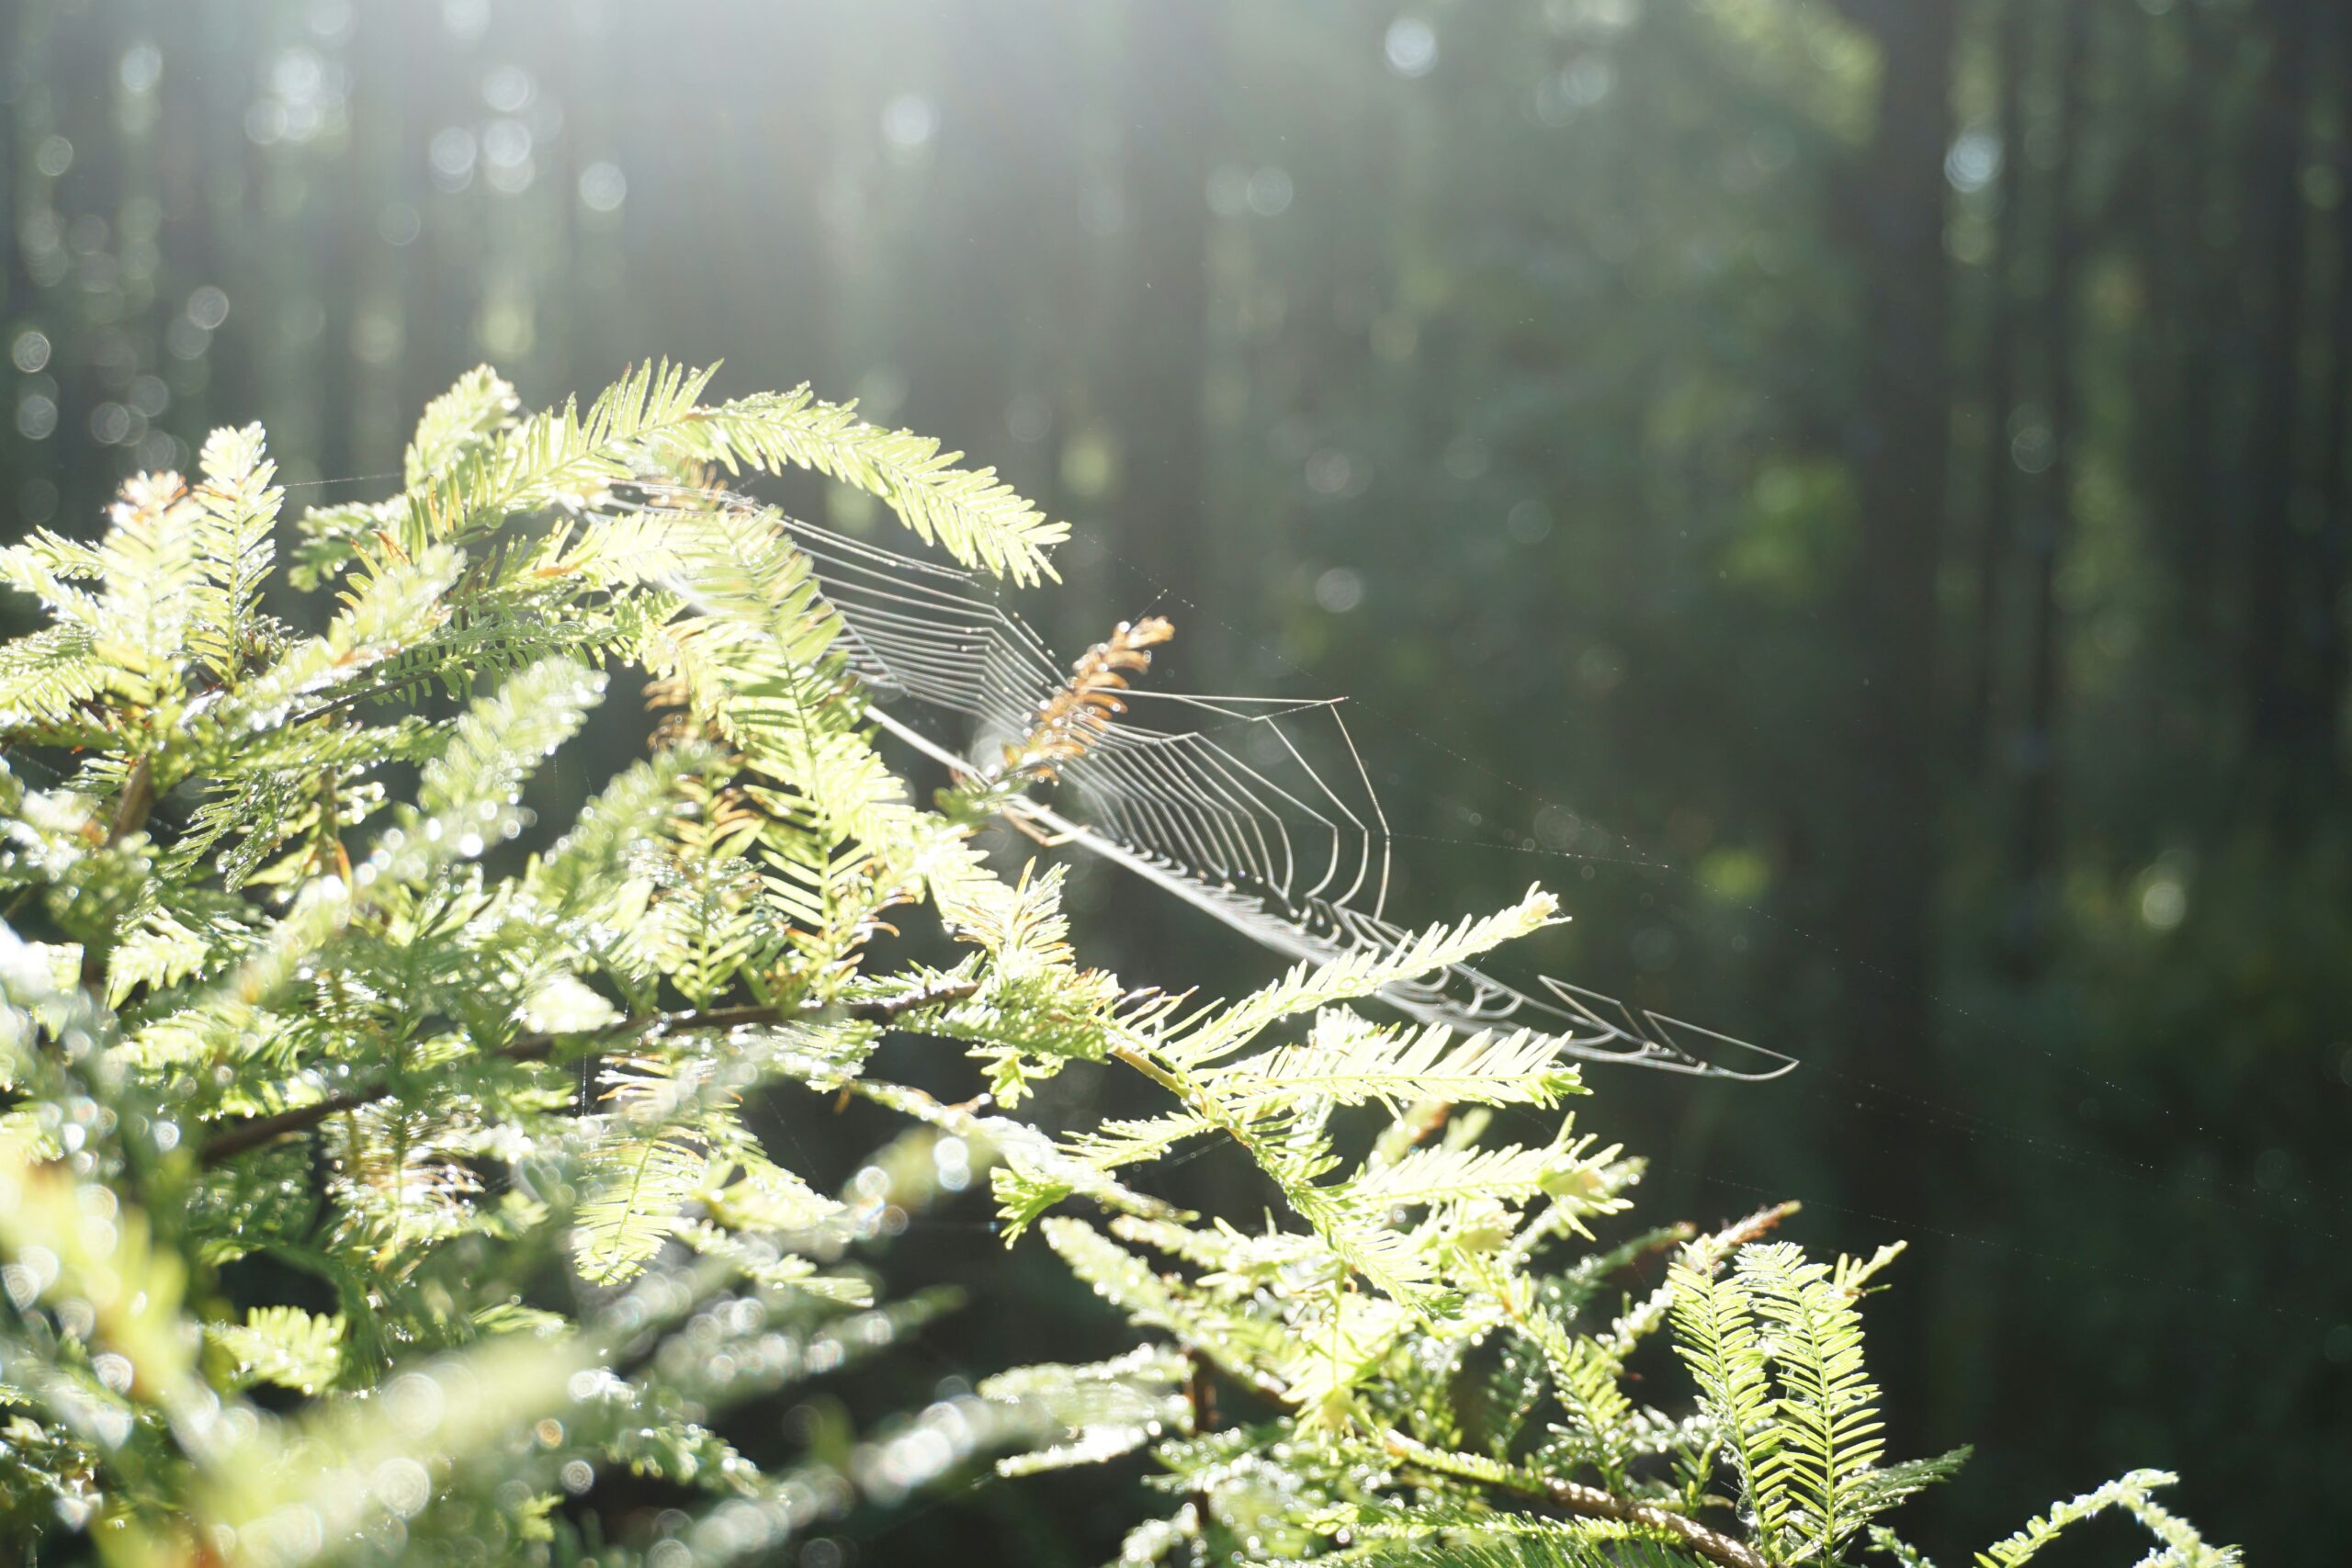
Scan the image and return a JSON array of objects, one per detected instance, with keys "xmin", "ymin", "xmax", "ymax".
[
  {"xmin": 183, "ymin": 468, "xmax": 2320, "ymax": 1250},
  {"xmin": 1052, "ymin": 535, "xmax": 2236, "ymax": 1115},
  {"xmin": 724, "ymin": 499, "xmax": 1796, "ymax": 1081},
  {"xmin": 1049, "ymin": 525, "xmax": 2352, "ymax": 1243},
  {"xmin": 801, "ymin": 490, "xmax": 2331, "ymax": 1250},
  {"xmin": 28, "ymin": 460, "xmax": 2318, "ymax": 1241}
]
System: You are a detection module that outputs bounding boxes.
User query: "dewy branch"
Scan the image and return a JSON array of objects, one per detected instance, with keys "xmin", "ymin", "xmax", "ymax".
[
  {"xmin": 198, "ymin": 977, "xmax": 978, "ymax": 1165},
  {"xmin": 1380, "ymin": 1428, "xmax": 1770, "ymax": 1568}
]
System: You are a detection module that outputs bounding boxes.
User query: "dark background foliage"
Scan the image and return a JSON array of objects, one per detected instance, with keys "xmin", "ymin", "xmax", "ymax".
[{"xmin": 2, "ymin": 0, "xmax": 2344, "ymax": 1562}]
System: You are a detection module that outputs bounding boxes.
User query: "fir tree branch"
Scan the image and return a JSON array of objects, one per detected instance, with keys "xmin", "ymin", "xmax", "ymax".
[
  {"xmin": 198, "ymin": 979, "xmax": 978, "ymax": 1165},
  {"xmin": 1379, "ymin": 1429, "xmax": 1770, "ymax": 1568}
]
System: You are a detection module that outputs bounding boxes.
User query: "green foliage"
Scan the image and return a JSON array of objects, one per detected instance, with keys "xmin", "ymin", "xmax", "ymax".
[
  {"xmin": 0, "ymin": 366, "xmax": 1071, "ymax": 1564},
  {"xmin": 1963, "ymin": 1469, "xmax": 2239, "ymax": 1568},
  {"xmin": 0, "ymin": 368, "xmax": 2233, "ymax": 1568}
]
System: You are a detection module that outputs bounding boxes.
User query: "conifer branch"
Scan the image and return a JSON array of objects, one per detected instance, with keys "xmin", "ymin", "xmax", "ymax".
[
  {"xmin": 1378, "ymin": 1429, "xmax": 1770, "ymax": 1568},
  {"xmin": 198, "ymin": 979, "xmax": 978, "ymax": 1164}
]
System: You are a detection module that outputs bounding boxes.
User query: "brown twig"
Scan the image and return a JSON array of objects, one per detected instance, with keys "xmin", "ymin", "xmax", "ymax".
[
  {"xmin": 1690, "ymin": 1201, "xmax": 1802, "ymax": 1270},
  {"xmin": 1528, "ymin": 1471, "xmax": 1771, "ymax": 1568},
  {"xmin": 1381, "ymin": 1429, "xmax": 1769, "ymax": 1568},
  {"xmin": 197, "ymin": 977, "xmax": 978, "ymax": 1166},
  {"xmin": 1184, "ymin": 1346, "xmax": 1220, "ymax": 1532},
  {"xmin": 107, "ymin": 756, "xmax": 155, "ymax": 846}
]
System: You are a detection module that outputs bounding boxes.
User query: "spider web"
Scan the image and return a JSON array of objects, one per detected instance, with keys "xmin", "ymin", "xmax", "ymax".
[{"xmin": 661, "ymin": 493, "xmax": 1792, "ymax": 1080}]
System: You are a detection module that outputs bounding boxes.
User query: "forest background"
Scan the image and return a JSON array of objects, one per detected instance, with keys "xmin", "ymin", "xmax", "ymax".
[{"xmin": 0, "ymin": 0, "xmax": 2345, "ymax": 1562}]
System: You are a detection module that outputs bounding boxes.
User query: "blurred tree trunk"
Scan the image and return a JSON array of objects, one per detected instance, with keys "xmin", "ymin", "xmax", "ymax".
[
  {"xmin": 317, "ymin": 6, "xmax": 363, "ymax": 489},
  {"xmin": 761, "ymin": 4, "xmax": 834, "ymax": 394},
  {"xmin": 2162, "ymin": 6, "xmax": 2231, "ymax": 654},
  {"xmin": 1113, "ymin": 1, "xmax": 1218, "ymax": 632},
  {"xmin": 0, "ymin": 0, "xmax": 29, "ymax": 325},
  {"xmin": 345, "ymin": 3, "xmax": 410, "ymax": 476},
  {"xmin": 1965, "ymin": 0, "xmax": 2032, "ymax": 773},
  {"xmin": 907, "ymin": 7, "xmax": 1075, "ymax": 518},
  {"xmin": 45, "ymin": 8, "xmax": 112, "ymax": 529},
  {"xmin": 2314, "ymin": 10, "xmax": 2352, "ymax": 762},
  {"xmin": 399, "ymin": 24, "xmax": 469, "ymax": 446},
  {"xmin": 1829, "ymin": 0, "xmax": 1957, "ymax": 1431},
  {"xmin": 1837, "ymin": 0, "xmax": 1955, "ymax": 1054},
  {"xmin": 2011, "ymin": 0, "xmax": 2089, "ymax": 951},
  {"xmin": 2243, "ymin": 0, "xmax": 2320, "ymax": 762},
  {"xmin": 0, "ymin": 0, "xmax": 29, "ymax": 569},
  {"xmin": 155, "ymin": 9, "xmax": 208, "ymax": 426},
  {"xmin": 1101, "ymin": 1, "xmax": 1220, "ymax": 984}
]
